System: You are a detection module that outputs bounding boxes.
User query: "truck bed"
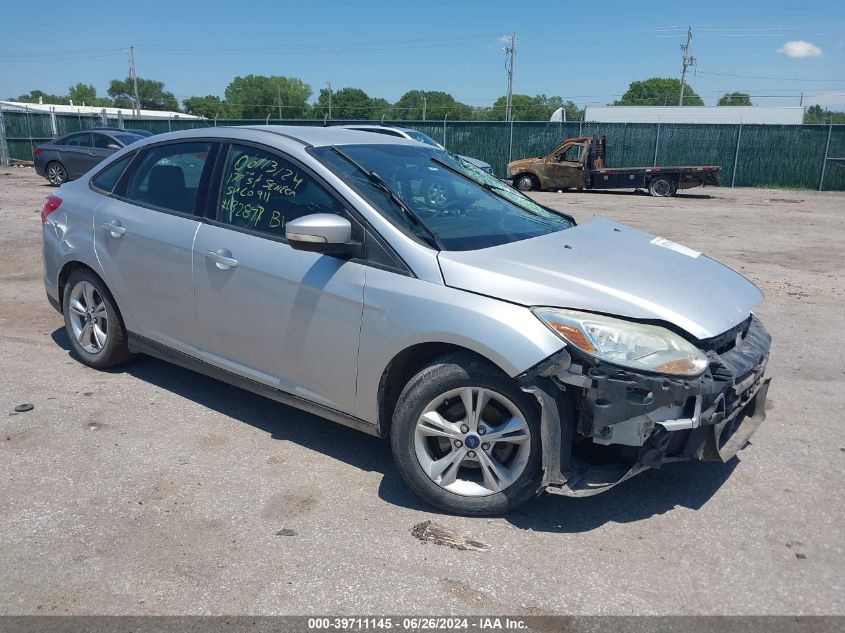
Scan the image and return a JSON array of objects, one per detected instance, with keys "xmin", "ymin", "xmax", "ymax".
[{"xmin": 590, "ymin": 165, "xmax": 720, "ymax": 189}]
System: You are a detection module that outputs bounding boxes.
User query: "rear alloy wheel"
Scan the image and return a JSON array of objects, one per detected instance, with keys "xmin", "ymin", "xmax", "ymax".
[
  {"xmin": 648, "ymin": 177, "xmax": 676, "ymax": 197},
  {"xmin": 62, "ymin": 269, "xmax": 132, "ymax": 369},
  {"xmin": 514, "ymin": 174, "xmax": 537, "ymax": 192},
  {"xmin": 391, "ymin": 353, "xmax": 541, "ymax": 515},
  {"xmin": 46, "ymin": 162, "xmax": 67, "ymax": 186}
]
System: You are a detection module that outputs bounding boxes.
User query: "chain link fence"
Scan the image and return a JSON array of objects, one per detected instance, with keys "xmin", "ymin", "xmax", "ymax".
[{"xmin": 1, "ymin": 109, "xmax": 843, "ymax": 190}]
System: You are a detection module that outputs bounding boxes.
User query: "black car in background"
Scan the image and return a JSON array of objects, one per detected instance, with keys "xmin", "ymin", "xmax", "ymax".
[{"xmin": 34, "ymin": 130, "xmax": 144, "ymax": 185}]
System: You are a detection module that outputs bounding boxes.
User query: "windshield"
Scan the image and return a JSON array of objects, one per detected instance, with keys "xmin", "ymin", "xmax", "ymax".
[
  {"xmin": 404, "ymin": 130, "xmax": 443, "ymax": 148},
  {"xmin": 447, "ymin": 153, "xmax": 570, "ymax": 219},
  {"xmin": 313, "ymin": 144, "xmax": 574, "ymax": 251}
]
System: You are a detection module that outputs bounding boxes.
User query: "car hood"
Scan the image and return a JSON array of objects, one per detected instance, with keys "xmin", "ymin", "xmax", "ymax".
[
  {"xmin": 458, "ymin": 155, "xmax": 492, "ymax": 170},
  {"xmin": 506, "ymin": 157, "xmax": 540, "ymax": 176},
  {"xmin": 437, "ymin": 216, "xmax": 763, "ymax": 340}
]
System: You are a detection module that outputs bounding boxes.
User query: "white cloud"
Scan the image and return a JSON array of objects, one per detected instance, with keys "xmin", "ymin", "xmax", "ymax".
[{"xmin": 777, "ymin": 40, "xmax": 823, "ymax": 58}]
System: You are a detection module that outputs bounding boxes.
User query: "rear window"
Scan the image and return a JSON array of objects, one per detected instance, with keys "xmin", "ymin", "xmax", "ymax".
[
  {"xmin": 65, "ymin": 133, "xmax": 91, "ymax": 148},
  {"xmin": 125, "ymin": 142, "xmax": 211, "ymax": 215},
  {"xmin": 91, "ymin": 154, "xmax": 133, "ymax": 193}
]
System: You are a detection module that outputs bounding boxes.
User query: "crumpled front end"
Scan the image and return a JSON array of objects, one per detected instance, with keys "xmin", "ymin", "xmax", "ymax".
[{"xmin": 519, "ymin": 315, "xmax": 772, "ymax": 497}]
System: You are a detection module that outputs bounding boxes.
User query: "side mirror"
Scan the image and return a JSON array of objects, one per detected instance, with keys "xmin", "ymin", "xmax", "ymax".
[
  {"xmin": 286, "ymin": 214, "xmax": 357, "ymax": 255},
  {"xmin": 106, "ymin": 143, "xmax": 121, "ymax": 150}
]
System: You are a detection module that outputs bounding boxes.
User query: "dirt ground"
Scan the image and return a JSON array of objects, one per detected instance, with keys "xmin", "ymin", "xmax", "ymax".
[{"xmin": 1, "ymin": 166, "xmax": 843, "ymax": 615}]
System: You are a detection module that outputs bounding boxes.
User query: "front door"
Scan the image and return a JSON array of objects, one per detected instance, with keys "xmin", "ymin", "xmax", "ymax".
[
  {"xmin": 192, "ymin": 143, "xmax": 365, "ymax": 415},
  {"xmin": 94, "ymin": 140, "xmax": 215, "ymax": 354},
  {"xmin": 543, "ymin": 142, "xmax": 586, "ymax": 189}
]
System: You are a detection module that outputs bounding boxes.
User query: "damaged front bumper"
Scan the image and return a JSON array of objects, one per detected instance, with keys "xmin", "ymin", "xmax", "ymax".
[{"xmin": 519, "ymin": 315, "xmax": 772, "ymax": 497}]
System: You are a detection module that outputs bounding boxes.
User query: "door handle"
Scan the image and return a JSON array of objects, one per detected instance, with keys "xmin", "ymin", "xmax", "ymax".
[
  {"xmin": 102, "ymin": 221, "xmax": 126, "ymax": 237},
  {"xmin": 205, "ymin": 250, "xmax": 239, "ymax": 270},
  {"xmin": 88, "ymin": 152, "xmax": 97, "ymax": 156}
]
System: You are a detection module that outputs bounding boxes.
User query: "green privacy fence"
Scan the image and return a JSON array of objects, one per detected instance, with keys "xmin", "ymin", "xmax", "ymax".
[{"xmin": 1, "ymin": 109, "xmax": 843, "ymax": 191}]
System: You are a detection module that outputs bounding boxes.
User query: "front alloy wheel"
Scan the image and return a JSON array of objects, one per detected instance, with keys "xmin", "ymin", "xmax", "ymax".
[
  {"xmin": 391, "ymin": 353, "xmax": 541, "ymax": 515},
  {"xmin": 415, "ymin": 387, "xmax": 531, "ymax": 497},
  {"xmin": 514, "ymin": 174, "xmax": 536, "ymax": 192}
]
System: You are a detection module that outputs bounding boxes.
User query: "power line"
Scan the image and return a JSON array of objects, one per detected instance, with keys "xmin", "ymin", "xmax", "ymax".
[{"xmin": 698, "ymin": 70, "xmax": 845, "ymax": 83}]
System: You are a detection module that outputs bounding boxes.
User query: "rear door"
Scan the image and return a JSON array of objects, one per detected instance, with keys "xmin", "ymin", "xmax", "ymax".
[
  {"xmin": 192, "ymin": 142, "xmax": 365, "ymax": 414},
  {"xmin": 60, "ymin": 133, "xmax": 95, "ymax": 178},
  {"xmin": 94, "ymin": 140, "xmax": 217, "ymax": 354}
]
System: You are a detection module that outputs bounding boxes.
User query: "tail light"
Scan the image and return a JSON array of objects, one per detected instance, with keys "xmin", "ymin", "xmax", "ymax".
[
  {"xmin": 41, "ymin": 195, "xmax": 62, "ymax": 225},
  {"xmin": 34, "ymin": 148, "xmax": 44, "ymax": 156}
]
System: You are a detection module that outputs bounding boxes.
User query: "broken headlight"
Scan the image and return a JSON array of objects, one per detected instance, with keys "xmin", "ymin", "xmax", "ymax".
[{"xmin": 532, "ymin": 307, "xmax": 709, "ymax": 377}]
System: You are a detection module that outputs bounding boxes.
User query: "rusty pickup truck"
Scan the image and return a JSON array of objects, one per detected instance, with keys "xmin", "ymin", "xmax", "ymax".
[{"xmin": 507, "ymin": 135, "xmax": 720, "ymax": 197}]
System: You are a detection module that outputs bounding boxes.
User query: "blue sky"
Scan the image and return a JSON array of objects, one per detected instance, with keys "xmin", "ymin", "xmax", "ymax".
[{"xmin": 1, "ymin": 0, "xmax": 843, "ymax": 110}]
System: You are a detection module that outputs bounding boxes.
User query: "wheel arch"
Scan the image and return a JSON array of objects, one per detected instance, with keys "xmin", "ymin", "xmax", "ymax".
[
  {"xmin": 377, "ymin": 342, "xmax": 510, "ymax": 437},
  {"xmin": 56, "ymin": 261, "xmax": 134, "ymax": 332},
  {"xmin": 512, "ymin": 171, "xmax": 541, "ymax": 191}
]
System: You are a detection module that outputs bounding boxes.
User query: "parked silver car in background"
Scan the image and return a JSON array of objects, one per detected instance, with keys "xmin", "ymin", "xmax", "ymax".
[
  {"xmin": 339, "ymin": 124, "xmax": 494, "ymax": 173},
  {"xmin": 41, "ymin": 126, "xmax": 771, "ymax": 515}
]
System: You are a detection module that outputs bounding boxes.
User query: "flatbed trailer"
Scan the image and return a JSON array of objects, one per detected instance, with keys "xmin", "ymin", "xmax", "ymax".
[{"xmin": 506, "ymin": 135, "xmax": 720, "ymax": 197}]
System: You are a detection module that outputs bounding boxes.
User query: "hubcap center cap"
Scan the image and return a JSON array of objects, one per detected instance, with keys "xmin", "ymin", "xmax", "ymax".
[{"xmin": 464, "ymin": 434, "xmax": 481, "ymax": 450}]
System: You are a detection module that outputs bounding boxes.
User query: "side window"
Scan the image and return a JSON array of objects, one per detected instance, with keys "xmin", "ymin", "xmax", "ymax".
[
  {"xmin": 126, "ymin": 142, "xmax": 211, "ymax": 215},
  {"xmin": 92, "ymin": 133, "xmax": 115, "ymax": 149},
  {"xmin": 66, "ymin": 133, "xmax": 92, "ymax": 147},
  {"xmin": 217, "ymin": 145, "xmax": 344, "ymax": 239},
  {"xmin": 561, "ymin": 144, "xmax": 584, "ymax": 163},
  {"xmin": 91, "ymin": 154, "xmax": 133, "ymax": 192}
]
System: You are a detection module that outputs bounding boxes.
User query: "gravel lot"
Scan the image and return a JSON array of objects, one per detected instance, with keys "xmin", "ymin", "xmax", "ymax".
[{"xmin": 1, "ymin": 166, "xmax": 843, "ymax": 615}]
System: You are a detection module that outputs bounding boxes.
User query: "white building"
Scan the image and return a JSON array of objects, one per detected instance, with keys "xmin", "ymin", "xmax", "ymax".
[
  {"xmin": 578, "ymin": 106, "xmax": 804, "ymax": 125},
  {"xmin": 0, "ymin": 100, "xmax": 200, "ymax": 120}
]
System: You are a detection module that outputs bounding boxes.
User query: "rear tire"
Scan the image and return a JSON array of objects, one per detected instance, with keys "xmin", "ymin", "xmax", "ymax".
[
  {"xmin": 514, "ymin": 174, "xmax": 538, "ymax": 192},
  {"xmin": 46, "ymin": 161, "xmax": 67, "ymax": 186},
  {"xmin": 648, "ymin": 177, "xmax": 676, "ymax": 197},
  {"xmin": 62, "ymin": 268, "xmax": 133, "ymax": 369},
  {"xmin": 390, "ymin": 353, "xmax": 542, "ymax": 516}
]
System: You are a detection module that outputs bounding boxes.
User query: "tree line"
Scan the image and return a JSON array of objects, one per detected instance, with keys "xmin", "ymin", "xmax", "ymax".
[{"xmin": 10, "ymin": 76, "xmax": 843, "ymax": 123}]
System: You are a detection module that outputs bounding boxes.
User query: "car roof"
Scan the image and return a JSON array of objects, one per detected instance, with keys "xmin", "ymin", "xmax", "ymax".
[
  {"xmin": 338, "ymin": 124, "xmax": 415, "ymax": 134},
  {"xmin": 122, "ymin": 125, "xmax": 423, "ymax": 149}
]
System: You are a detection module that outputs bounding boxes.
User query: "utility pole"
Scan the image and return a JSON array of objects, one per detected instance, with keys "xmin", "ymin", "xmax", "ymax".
[
  {"xmin": 129, "ymin": 46, "xmax": 140, "ymax": 116},
  {"xmin": 277, "ymin": 84, "xmax": 282, "ymax": 120},
  {"xmin": 326, "ymin": 82, "xmax": 332, "ymax": 119},
  {"xmin": 422, "ymin": 94, "xmax": 427, "ymax": 121},
  {"xmin": 678, "ymin": 26, "xmax": 696, "ymax": 106},
  {"xmin": 504, "ymin": 33, "xmax": 516, "ymax": 122}
]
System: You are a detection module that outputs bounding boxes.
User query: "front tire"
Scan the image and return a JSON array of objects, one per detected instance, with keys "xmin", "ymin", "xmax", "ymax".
[
  {"xmin": 514, "ymin": 174, "xmax": 538, "ymax": 192},
  {"xmin": 62, "ymin": 269, "xmax": 133, "ymax": 369},
  {"xmin": 46, "ymin": 162, "xmax": 68, "ymax": 186},
  {"xmin": 390, "ymin": 353, "xmax": 541, "ymax": 515}
]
